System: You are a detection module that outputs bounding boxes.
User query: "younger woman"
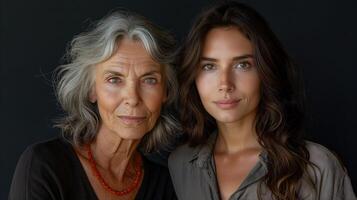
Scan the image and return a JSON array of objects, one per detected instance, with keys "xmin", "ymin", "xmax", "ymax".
[{"xmin": 169, "ymin": 1, "xmax": 356, "ymax": 200}]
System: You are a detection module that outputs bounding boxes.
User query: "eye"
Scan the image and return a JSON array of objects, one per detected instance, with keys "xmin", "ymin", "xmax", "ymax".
[
  {"xmin": 107, "ymin": 77, "xmax": 122, "ymax": 84},
  {"xmin": 234, "ymin": 61, "xmax": 252, "ymax": 71},
  {"xmin": 143, "ymin": 77, "xmax": 158, "ymax": 85},
  {"xmin": 202, "ymin": 63, "xmax": 216, "ymax": 71}
]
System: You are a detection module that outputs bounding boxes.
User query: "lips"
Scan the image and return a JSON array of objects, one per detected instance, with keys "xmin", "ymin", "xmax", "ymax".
[
  {"xmin": 118, "ymin": 115, "xmax": 147, "ymax": 125},
  {"xmin": 213, "ymin": 99, "xmax": 240, "ymax": 109}
]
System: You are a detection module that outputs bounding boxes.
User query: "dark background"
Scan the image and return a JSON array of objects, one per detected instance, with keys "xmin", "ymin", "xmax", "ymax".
[{"xmin": 1, "ymin": 0, "xmax": 356, "ymax": 198}]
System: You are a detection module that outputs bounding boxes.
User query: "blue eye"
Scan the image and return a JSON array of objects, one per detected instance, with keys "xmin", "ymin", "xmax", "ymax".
[
  {"xmin": 234, "ymin": 62, "xmax": 252, "ymax": 71},
  {"xmin": 202, "ymin": 64, "xmax": 216, "ymax": 71},
  {"xmin": 143, "ymin": 77, "xmax": 158, "ymax": 85},
  {"xmin": 108, "ymin": 77, "xmax": 122, "ymax": 84}
]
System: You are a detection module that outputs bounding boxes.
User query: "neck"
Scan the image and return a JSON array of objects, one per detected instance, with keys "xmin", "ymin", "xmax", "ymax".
[
  {"xmin": 215, "ymin": 113, "xmax": 261, "ymax": 154},
  {"xmin": 90, "ymin": 124, "xmax": 141, "ymax": 181}
]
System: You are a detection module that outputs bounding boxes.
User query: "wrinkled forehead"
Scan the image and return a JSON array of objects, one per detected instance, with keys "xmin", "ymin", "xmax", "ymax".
[
  {"xmin": 116, "ymin": 37, "xmax": 155, "ymax": 60},
  {"xmin": 102, "ymin": 37, "xmax": 161, "ymax": 67}
]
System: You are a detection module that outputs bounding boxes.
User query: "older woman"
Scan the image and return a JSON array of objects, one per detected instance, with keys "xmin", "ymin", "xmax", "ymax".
[{"xmin": 9, "ymin": 10, "xmax": 179, "ymax": 200}]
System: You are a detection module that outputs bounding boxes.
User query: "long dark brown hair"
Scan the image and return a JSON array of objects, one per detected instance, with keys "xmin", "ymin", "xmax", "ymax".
[{"xmin": 178, "ymin": 1, "xmax": 314, "ymax": 199}]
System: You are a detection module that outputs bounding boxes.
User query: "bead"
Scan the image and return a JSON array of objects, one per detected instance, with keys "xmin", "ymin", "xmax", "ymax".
[{"xmin": 86, "ymin": 144, "xmax": 142, "ymax": 196}]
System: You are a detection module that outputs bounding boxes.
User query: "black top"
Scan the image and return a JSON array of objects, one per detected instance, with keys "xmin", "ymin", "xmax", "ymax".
[{"xmin": 9, "ymin": 137, "xmax": 177, "ymax": 200}]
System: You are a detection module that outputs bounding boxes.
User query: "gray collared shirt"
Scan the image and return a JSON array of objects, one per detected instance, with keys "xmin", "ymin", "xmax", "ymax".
[{"xmin": 168, "ymin": 132, "xmax": 356, "ymax": 200}]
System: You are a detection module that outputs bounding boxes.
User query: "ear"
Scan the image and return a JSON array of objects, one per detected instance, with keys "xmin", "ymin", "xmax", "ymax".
[{"xmin": 89, "ymin": 86, "xmax": 97, "ymax": 103}]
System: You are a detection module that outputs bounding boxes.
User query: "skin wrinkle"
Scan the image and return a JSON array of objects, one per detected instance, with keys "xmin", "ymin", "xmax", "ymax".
[{"xmin": 76, "ymin": 37, "xmax": 167, "ymax": 197}]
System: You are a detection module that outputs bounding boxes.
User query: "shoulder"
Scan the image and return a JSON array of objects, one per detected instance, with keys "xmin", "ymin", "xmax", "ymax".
[
  {"xmin": 14, "ymin": 137, "xmax": 76, "ymax": 178},
  {"xmin": 9, "ymin": 137, "xmax": 75, "ymax": 199},
  {"xmin": 21, "ymin": 137, "xmax": 73, "ymax": 166},
  {"xmin": 169, "ymin": 142, "xmax": 198, "ymax": 162},
  {"xmin": 302, "ymin": 142, "xmax": 357, "ymax": 199},
  {"xmin": 304, "ymin": 141, "xmax": 349, "ymax": 189},
  {"xmin": 168, "ymin": 142, "xmax": 202, "ymax": 189},
  {"xmin": 168, "ymin": 143, "xmax": 197, "ymax": 169},
  {"xmin": 28, "ymin": 137, "xmax": 71, "ymax": 154},
  {"xmin": 305, "ymin": 141, "xmax": 346, "ymax": 173}
]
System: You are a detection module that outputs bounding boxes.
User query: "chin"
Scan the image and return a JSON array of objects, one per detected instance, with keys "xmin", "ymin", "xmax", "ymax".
[
  {"xmin": 216, "ymin": 117, "xmax": 241, "ymax": 124},
  {"xmin": 114, "ymin": 130, "xmax": 148, "ymax": 140},
  {"xmin": 214, "ymin": 112, "xmax": 247, "ymax": 124}
]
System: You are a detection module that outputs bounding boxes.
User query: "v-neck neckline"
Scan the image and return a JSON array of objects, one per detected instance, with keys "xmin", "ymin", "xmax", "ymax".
[
  {"xmin": 203, "ymin": 132, "xmax": 268, "ymax": 200},
  {"xmin": 62, "ymin": 138, "xmax": 149, "ymax": 200}
]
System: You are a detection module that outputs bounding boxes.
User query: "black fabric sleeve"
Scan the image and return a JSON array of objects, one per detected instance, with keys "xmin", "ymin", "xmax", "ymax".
[
  {"xmin": 8, "ymin": 139, "xmax": 98, "ymax": 200},
  {"xmin": 9, "ymin": 145, "xmax": 57, "ymax": 200}
]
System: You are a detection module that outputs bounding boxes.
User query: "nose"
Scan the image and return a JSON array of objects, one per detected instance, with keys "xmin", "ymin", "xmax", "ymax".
[
  {"xmin": 218, "ymin": 70, "xmax": 235, "ymax": 93},
  {"xmin": 123, "ymin": 81, "xmax": 140, "ymax": 106}
]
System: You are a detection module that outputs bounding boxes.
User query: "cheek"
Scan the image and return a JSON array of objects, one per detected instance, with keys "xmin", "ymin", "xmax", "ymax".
[
  {"xmin": 195, "ymin": 74, "xmax": 214, "ymax": 98},
  {"xmin": 141, "ymin": 86, "xmax": 165, "ymax": 112},
  {"xmin": 239, "ymin": 74, "xmax": 261, "ymax": 101},
  {"xmin": 96, "ymin": 84, "xmax": 121, "ymax": 111}
]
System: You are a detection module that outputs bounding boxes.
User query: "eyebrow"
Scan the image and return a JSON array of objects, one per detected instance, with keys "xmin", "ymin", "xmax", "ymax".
[
  {"xmin": 103, "ymin": 70, "xmax": 162, "ymax": 77},
  {"xmin": 200, "ymin": 54, "xmax": 254, "ymax": 62},
  {"xmin": 141, "ymin": 70, "xmax": 162, "ymax": 77},
  {"xmin": 103, "ymin": 70, "xmax": 124, "ymax": 76}
]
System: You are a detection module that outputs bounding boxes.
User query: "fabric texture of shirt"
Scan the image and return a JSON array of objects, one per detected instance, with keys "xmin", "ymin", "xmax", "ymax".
[
  {"xmin": 9, "ymin": 137, "xmax": 177, "ymax": 200},
  {"xmin": 168, "ymin": 132, "xmax": 356, "ymax": 200}
]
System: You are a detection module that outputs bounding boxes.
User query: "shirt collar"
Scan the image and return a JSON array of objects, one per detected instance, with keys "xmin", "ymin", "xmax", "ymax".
[
  {"xmin": 188, "ymin": 131, "xmax": 269, "ymax": 170},
  {"xmin": 187, "ymin": 130, "xmax": 270, "ymax": 193},
  {"xmin": 188, "ymin": 131, "xmax": 218, "ymax": 168}
]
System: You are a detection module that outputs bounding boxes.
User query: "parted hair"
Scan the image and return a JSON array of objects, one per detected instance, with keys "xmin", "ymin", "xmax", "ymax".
[
  {"xmin": 178, "ymin": 1, "xmax": 314, "ymax": 199},
  {"xmin": 54, "ymin": 10, "xmax": 180, "ymax": 152}
]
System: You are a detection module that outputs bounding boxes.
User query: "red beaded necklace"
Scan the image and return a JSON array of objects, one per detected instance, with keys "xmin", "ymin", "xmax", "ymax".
[{"xmin": 86, "ymin": 145, "xmax": 143, "ymax": 196}]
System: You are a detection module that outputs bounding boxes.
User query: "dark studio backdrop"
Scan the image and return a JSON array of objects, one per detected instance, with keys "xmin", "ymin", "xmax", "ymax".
[{"xmin": 1, "ymin": 0, "xmax": 356, "ymax": 198}]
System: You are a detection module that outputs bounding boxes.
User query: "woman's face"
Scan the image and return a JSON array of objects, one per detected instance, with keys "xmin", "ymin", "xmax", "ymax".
[
  {"xmin": 195, "ymin": 27, "xmax": 260, "ymax": 125},
  {"xmin": 90, "ymin": 37, "xmax": 166, "ymax": 140}
]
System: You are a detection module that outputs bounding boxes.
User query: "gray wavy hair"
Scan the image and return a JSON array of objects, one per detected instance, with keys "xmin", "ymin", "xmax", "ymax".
[{"xmin": 54, "ymin": 10, "xmax": 180, "ymax": 152}]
